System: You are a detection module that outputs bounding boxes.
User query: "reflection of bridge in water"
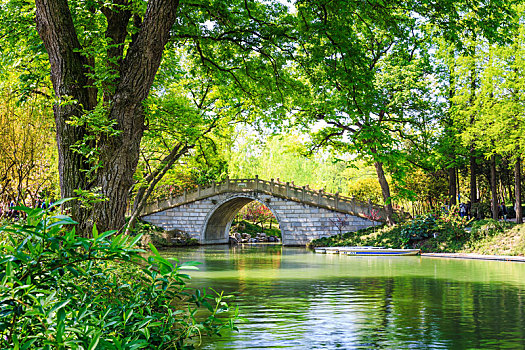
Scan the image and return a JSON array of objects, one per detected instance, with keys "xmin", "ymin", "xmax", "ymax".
[{"xmin": 140, "ymin": 177, "xmax": 386, "ymax": 246}]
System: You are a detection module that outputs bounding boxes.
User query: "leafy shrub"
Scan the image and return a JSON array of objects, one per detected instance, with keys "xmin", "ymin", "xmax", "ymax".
[
  {"xmin": 400, "ymin": 214, "xmax": 438, "ymax": 241},
  {"xmin": 309, "ymin": 207, "xmax": 472, "ymax": 252},
  {"xmin": 133, "ymin": 218, "xmax": 164, "ymax": 235},
  {"xmin": 309, "ymin": 207, "xmax": 525, "ymax": 255},
  {"xmin": 347, "ymin": 178, "xmax": 382, "ymax": 204},
  {"xmin": 470, "ymin": 219, "xmax": 514, "ymax": 240},
  {"xmin": 0, "ymin": 201, "xmax": 237, "ymax": 349},
  {"xmin": 133, "ymin": 219, "xmax": 199, "ymax": 249}
]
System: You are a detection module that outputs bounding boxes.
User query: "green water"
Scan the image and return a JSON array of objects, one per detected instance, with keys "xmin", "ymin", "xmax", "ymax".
[{"xmin": 162, "ymin": 245, "xmax": 525, "ymax": 349}]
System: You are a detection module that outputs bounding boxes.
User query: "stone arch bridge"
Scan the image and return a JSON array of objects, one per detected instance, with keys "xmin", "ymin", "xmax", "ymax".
[{"xmin": 140, "ymin": 177, "xmax": 389, "ymax": 246}]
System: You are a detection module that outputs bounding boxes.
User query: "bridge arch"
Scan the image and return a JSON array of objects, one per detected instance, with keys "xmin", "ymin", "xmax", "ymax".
[
  {"xmin": 140, "ymin": 178, "xmax": 388, "ymax": 245},
  {"xmin": 201, "ymin": 194, "xmax": 282, "ymax": 243}
]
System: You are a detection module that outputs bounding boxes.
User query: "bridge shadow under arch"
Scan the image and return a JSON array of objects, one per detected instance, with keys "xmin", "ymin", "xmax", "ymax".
[{"xmin": 203, "ymin": 195, "xmax": 280, "ymax": 243}]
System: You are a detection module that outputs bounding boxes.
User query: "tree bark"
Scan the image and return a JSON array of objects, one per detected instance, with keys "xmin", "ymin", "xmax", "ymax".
[
  {"xmin": 456, "ymin": 167, "xmax": 460, "ymax": 203},
  {"xmin": 515, "ymin": 157, "xmax": 522, "ymax": 224},
  {"xmin": 92, "ymin": 0, "xmax": 180, "ymax": 234},
  {"xmin": 35, "ymin": 0, "xmax": 180, "ymax": 235},
  {"xmin": 374, "ymin": 161, "xmax": 394, "ymax": 225},
  {"xmin": 35, "ymin": 0, "xmax": 97, "ymax": 227},
  {"xmin": 490, "ymin": 155, "xmax": 499, "ymax": 220}
]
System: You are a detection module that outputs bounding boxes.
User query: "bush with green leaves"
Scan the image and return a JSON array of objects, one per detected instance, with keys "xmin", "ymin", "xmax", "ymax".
[
  {"xmin": 399, "ymin": 214, "xmax": 438, "ymax": 242},
  {"xmin": 469, "ymin": 219, "xmax": 515, "ymax": 240},
  {"xmin": 308, "ymin": 208, "xmax": 473, "ymax": 252},
  {"xmin": 399, "ymin": 207, "xmax": 472, "ymax": 245},
  {"xmin": 0, "ymin": 200, "xmax": 237, "ymax": 349}
]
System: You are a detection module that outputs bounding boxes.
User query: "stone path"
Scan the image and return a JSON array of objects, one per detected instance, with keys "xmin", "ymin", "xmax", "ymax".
[{"xmin": 422, "ymin": 253, "xmax": 525, "ymax": 263}]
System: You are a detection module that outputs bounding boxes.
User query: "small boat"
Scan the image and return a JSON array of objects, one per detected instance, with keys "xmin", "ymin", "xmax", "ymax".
[
  {"xmin": 314, "ymin": 246, "xmax": 420, "ymax": 256},
  {"xmin": 314, "ymin": 247, "xmax": 341, "ymax": 254},
  {"xmin": 325, "ymin": 247, "xmax": 340, "ymax": 254}
]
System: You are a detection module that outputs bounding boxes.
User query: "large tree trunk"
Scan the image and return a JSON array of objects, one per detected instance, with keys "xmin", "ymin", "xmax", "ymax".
[
  {"xmin": 456, "ymin": 168, "xmax": 461, "ymax": 203},
  {"xmin": 35, "ymin": 0, "xmax": 180, "ymax": 235},
  {"xmin": 374, "ymin": 161, "xmax": 394, "ymax": 225},
  {"xmin": 490, "ymin": 155, "xmax": 499, "ymax": 220},
  {"xmin": 515, "ymin": 157, "xmax": 522, "ymax": 224},
  {"xmin": 35, "ymin": 0, "xmax": 97, "ymax": 228}
]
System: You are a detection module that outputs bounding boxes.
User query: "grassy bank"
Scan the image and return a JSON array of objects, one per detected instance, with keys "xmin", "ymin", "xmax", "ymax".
[
  {"xmin": 231, "ymin": 219, "xmax": 282, "ymax": 238},
  {"xmin": 308, "ymin": 213, "xmax": 525, "ymax": 256}
]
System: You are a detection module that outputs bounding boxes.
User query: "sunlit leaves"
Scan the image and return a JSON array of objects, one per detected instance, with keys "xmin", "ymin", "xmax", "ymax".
[
  {"xmin": 451, "ymin": 4, "xmax": 525, "ymax": 161},
  {"xmin": 0, "ymin": 204, "xmax": 237, "ymax": 348},
  {"xmin": 0, "ymin": 79, "xmax": 57, "ymax": 205}
]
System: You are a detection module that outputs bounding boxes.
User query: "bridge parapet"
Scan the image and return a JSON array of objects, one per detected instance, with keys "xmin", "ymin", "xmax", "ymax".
[{"xmin": 140, "ymin": 176, "xmax": 399, "ymax": 222}]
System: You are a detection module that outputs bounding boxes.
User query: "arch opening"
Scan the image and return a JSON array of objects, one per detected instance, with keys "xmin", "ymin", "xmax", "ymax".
[
  {"xmin": 230, "ymin": 201, "xmax": 281, "ymax": 242},
  {"xmin": 203, "ymin": 196, "xmax": 281, "ymax": 243}
]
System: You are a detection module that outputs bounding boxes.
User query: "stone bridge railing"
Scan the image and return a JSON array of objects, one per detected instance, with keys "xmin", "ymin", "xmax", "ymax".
[{"xmin": 140, "ymin": 176, "xmax": 404, "ymax": 222}]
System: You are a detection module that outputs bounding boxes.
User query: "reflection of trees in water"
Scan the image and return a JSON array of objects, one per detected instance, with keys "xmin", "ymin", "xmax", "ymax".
[
  {"xmin": 163, "ymin": 248, "xmax": 525, "ymax": 348},
  {"xmin": 229, "ymin": 245, "xmax": 283, "ymax": 295},
  {"xmin": 281, "ymin": 277, "xmax": 525, "ymax": 348},
  {"xmin": 355, "ymin": 278, "xmax": 525, "ymax": 348}
]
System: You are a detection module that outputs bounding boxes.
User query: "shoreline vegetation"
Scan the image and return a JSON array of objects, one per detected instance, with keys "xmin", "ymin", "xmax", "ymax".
[
  {"xmin": 0, "ymin": 204, "xmax": 237, "ymax": 349},
  {"xmin": 308, "ymin": 210, "xmax": 525, "ymax": 257},
  {"xmin": 134, "ymin": 206, "xmax": 525, "ymax": 258}
]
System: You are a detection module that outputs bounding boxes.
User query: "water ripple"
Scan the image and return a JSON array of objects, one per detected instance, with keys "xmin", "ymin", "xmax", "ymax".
[{"xmin": 161, "ymin": 247, "xmax": 525, "ymax": 349}]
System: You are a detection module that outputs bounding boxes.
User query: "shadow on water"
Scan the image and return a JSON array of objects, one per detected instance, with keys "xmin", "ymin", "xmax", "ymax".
[{"xmin": 162, "ymin": 245, "xmax": 525, "ymax": 349}]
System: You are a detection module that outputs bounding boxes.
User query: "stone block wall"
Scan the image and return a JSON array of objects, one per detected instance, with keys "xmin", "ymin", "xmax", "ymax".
[{"xmin": 141, "ymin": 192, "xmax": 377, "ymax": 246}]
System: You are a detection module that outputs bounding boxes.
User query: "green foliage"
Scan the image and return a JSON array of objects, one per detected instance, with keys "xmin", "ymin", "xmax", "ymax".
[
  {"xmin": 231, "ymin": 202, "xmax": 281, "ymax": 238},
  {"xmin": 292, "ymin": 0, "xmax": 438, "ymax": 180},
  {"xmin": 132, "ymin": 218, "xmax": 164, "ymax": 236},
  {"xmin": 309, "ymin": 208, "xmax": 472, "ymax": 252},
  {"xmin": 0, "ymin": 81, "xmax": 58, "ymax": 206},
  {"xmin": 400, "ymin": 208, "xmax": 472, "ymax": 247},
  {"xmin": 67, "ymin": 105, "xmax": 121, "ymax": 179},
  {"xmin": 132, "ymin": 220, "xmax": 199, "ymax": 249},
  {"xmin": 1, "ymin": 0, "xmax": 524, "ymax": 247},
  {"xmin": 469, "ymin": 219, "xmax": 515, "ymax": 240},
  {"xmin": 450, "ymin": 6, "xmax": 525, "ymax": 162},
  {"xmin": 347, "ymin": 178, "xmax": 383, "ymax": 204},
  {"xmin": 232, "ymin": 220, "xmax": 281, "ymax": 239},
  {"xmin": 464, "ymin": 221, "xmax": 525, "ymax": 256},
  {"xmin": 226, "ymin": 132, "xmax": 358, "ymax": 194},
  {"xmin": 73, "ymin": 186, "xmax": 108, "ymax": 209},
  {"xmin": 400, "ymin": 214, "xmax": 439, "ymax": 241},
  {"xmin": 0, "ymin": 202, "xmax": 237, "ymax": 349}
]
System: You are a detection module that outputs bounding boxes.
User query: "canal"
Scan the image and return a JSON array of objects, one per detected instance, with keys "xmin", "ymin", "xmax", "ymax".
[{"xmin": 162, "ymin": 245, "xmax": 525, "ymax": 349}]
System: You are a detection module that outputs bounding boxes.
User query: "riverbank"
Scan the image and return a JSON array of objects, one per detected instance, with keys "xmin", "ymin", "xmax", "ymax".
[
  {"xmin": 308, "ymin": 214, "xmax": 525, "ymax": 257},
  {"xmin": 422, "ymin": 253, "xmax": 525, "ymax": 262}
]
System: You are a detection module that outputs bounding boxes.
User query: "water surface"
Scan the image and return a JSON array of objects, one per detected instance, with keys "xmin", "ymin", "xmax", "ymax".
[{"xmin": 162, "ymin": 245, "xmax": 525, "ymax": 349}]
